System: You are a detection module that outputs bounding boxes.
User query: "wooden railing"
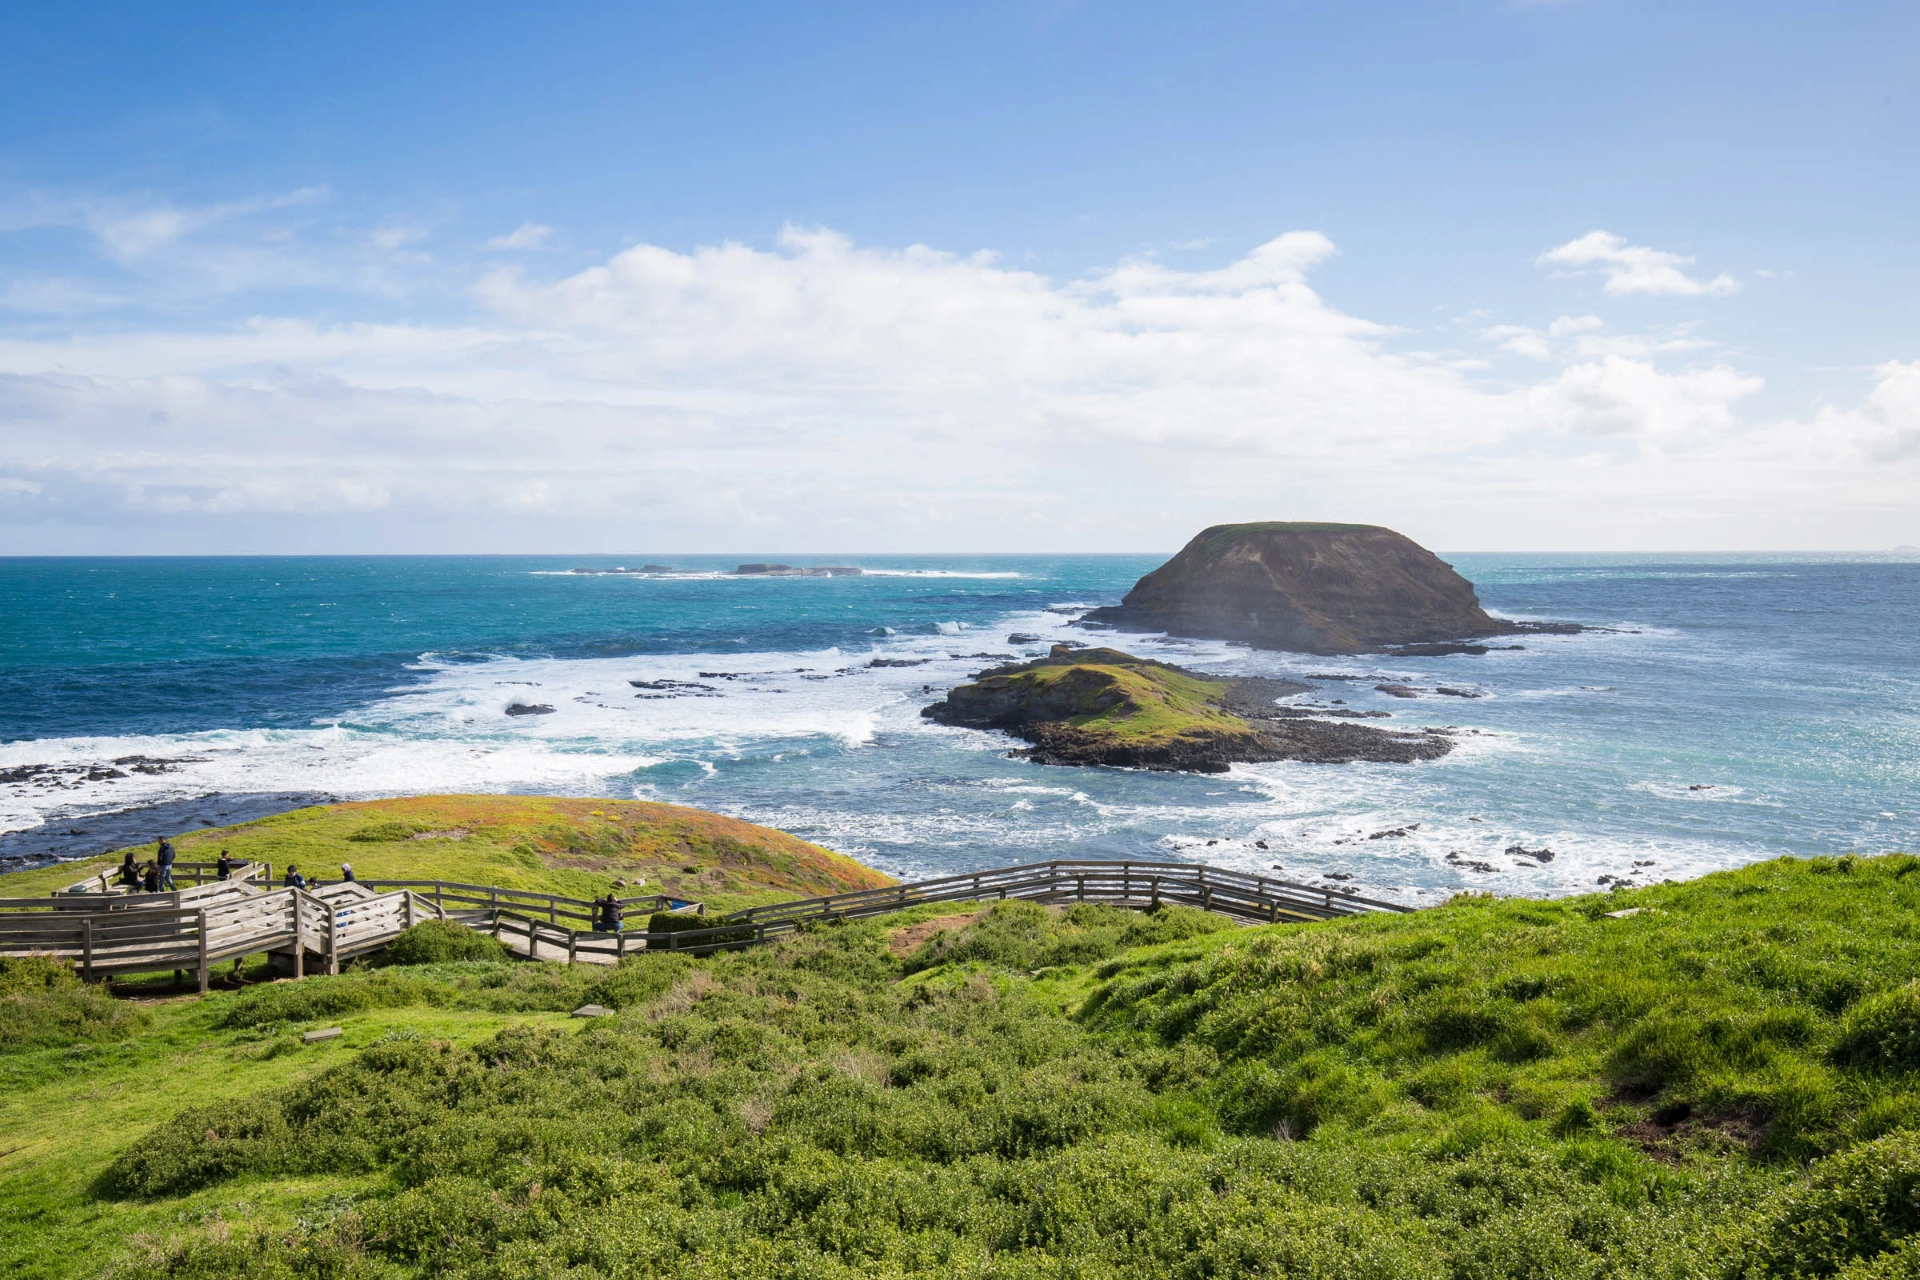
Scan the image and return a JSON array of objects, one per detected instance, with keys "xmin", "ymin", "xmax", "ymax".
[
  {"xmin": 351, "ymin": 880, "xmax": 688, "ymax": 932},
  {"xmin": 1, "ymin": 859, "xmax": 1409, "ymax": 982},
  {"xmin": 60, "ymin": 861, "xmax": 272, "ymax": 896},
  {"xmin": 730, "ymin": 859, "xmax": 1406, "ymax": 928}
]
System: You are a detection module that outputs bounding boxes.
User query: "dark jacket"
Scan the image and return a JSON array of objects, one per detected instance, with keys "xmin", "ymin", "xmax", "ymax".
[
  {"xmin": 216, "ymin": 856, "xmax": 235, "ymax": 880},
  {"xmin": 599, "ymin": 899, "xmax": 623, "ymax": 931},
  {"xmin": 119, "ymin": 857, "xmax": 141, "ymax": 887},
  {"xmin": 142, "ymin": 866, "xmax": 161, "ymax": 892},
  {"xmin": 156, "ymin": 839, "xmax": 175, "ymax": 867},
  {"xmin": 285, "ymin": 871, "xmax": 306, "ymax": 889}
]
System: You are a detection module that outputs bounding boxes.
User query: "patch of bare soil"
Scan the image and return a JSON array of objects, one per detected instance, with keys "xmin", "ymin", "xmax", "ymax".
[
  {"xmin": 887, "ymin": 911, "xmax": 985, "ymax": 957},
  {"xmin": 1616, "ymin": 1101, "xmax": 1772, "ymax": 1163}
]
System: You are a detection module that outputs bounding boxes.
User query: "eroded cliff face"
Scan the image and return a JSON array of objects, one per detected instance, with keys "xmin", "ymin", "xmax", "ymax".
[{"xmin": 1084, "ymin": 522, "xmax": 1500, "ymax": 655}]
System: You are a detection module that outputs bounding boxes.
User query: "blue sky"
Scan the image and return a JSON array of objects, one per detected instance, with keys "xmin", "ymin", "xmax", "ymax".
[{"xmin": 0, "ymin": 1, "xmax": 1915, "ymax": 552}]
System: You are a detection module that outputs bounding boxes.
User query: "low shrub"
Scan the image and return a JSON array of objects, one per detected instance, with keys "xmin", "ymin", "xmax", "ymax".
[
  {"xmin": 903, "ymin": 901, "xmax": 1228, "ymax": 974},
  {"xmin": 215, "ymin": 969, "xmax": 445, "ymax": 1028},
  {"xmin": 1763, "ymin": 1128, "xmax": 1920, "ymax": 1276},
  {"xmin": 1836, "ymin": 983, "xmax": 1920, "ymax": 1073},
  {"xmin": 378, "ymin": 919, "xmax": 512, "ymax": 966},
  {"xmin": 0, "ymin": 955, "xmax": 148, "ymax": 1051}
]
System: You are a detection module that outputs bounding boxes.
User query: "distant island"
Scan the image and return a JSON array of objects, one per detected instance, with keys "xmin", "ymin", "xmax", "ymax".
[
  {"xmin": 567, "ymin": 563, "xmax": 864, "ymax": 576},
  {"xmin": 924, "ymin": 645, "xmax": 1451, "ymax": 771},
  {"xmin": 1084, "ymin": 521, "xmax": 1579, "ymax": 655}
]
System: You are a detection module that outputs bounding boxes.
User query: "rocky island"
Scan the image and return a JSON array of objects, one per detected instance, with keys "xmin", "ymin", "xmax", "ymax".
[
  {"xmin": 923, "ymin": 645, "xmax": 1451, "ymax": 771},
  {"xmin": 1084, "ymin": 521, "xmax": 1576, "ymax": 655}
]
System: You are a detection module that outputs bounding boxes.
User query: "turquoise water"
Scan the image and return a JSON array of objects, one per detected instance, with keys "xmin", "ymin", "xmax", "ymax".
[{"xmin": 2, "ymin": 553, "xmax": 1916, "ymax": 902}]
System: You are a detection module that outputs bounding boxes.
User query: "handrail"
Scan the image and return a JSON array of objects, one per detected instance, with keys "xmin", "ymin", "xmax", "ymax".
[
  {"xmin": 2, "ymin": 859, "xmax": 1409, "ymax": 986},
  {"xmin": 58, "ymin": 861, "xmax": 271, "ymax": 897}
]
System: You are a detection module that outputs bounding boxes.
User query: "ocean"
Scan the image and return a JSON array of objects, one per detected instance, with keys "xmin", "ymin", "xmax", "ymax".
[{"xmin": 2, "ymin": 553, "xmax": 1915, "ymax": 904}]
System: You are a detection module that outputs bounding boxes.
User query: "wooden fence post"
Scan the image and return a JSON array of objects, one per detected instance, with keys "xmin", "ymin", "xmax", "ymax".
[
  {"xmin": 196, "ymin": 910, "xmax": 210, "ymax": 994},
  {"xmin": 326, "ymin": 907, "xmax": 339, "ymax": 975},
  {"xmin": 293, "ymin": 897, "xmax": 305, "ymax": 980},
  {"xmin": 567, "ymin": 931, "xmax": 577, "ymax": 965},
  {"xmin": 82, "ymin": 917, "xmax": 93, "ymax": 983},
  {"xmin": 403, "ymin": 893, "xmax": 414, "ymax": 930}
]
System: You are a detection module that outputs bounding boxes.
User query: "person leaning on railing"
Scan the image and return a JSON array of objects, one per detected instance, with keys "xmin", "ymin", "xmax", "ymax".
[
  {"xmin": 597, "ymin": 892, "xmax": 624, "ymax": 933},
  {"xmin": 216, "ymin": 850, "xmax": 236, "ymax": 881}
]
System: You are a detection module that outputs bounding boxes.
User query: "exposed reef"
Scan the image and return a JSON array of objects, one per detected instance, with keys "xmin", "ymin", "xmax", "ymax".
[
  {"xmin": 922, "ymin": 646, "xmax": 1451, "ymax": 773},
  {"xmin": 733, "ymin": 563, "xmax": 864, "ymax": 577},
  {"xmin": 1082, "ymin": 521, "xmax": 1582, "ymax": 655}
]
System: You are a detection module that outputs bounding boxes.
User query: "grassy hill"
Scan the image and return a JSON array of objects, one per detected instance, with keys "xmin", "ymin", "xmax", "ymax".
[
  {"xmin": 3, "ymin": 795, "xmax": 892, "ymax": 912},
  {"xmin": 6, "ymin": 846, "xmax": 1920, "ymax": 1277}
]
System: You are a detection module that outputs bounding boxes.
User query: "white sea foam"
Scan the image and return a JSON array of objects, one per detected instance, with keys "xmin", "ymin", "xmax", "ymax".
[{"xmin": 527, "ymin": 568, "xmax": 1024, "ymax": 580}]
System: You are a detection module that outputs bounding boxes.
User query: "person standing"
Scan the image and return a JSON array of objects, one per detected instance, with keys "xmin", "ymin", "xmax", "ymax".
[
  {"xmin": 339, "ymin": 863, "xmax": 355, "ymax": 883},
  {"xmin": 155, "ymin": 836, "xmax": 176, "ymax": 891},
  {"xmin": 285, "ymin": 865, "xmax": 306, "ymax": 890},
  {"xmin": 216, "ymin": 850, "xmax": 236, "ymax": 881}
]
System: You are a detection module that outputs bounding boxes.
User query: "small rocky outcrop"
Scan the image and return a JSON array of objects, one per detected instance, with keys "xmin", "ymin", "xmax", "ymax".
[
  {"xmin": 734, "ymin": 564, "xmax": 864, "ymax": 577},
  {"xmin": 1083, "ymin": 522, "xmax": 1537, "ymax": 655},
  {"xmin": 922, "ymin": 647, "xmax": 1451, "ymax": 773}
]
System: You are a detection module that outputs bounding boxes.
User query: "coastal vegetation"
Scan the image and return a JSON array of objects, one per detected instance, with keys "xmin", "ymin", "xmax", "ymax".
[{"xmin": 5, "ymin": 835, "xmax": 1920, "ymax": 1278}]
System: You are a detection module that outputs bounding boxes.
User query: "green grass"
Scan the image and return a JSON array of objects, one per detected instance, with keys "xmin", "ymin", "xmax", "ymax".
[
  {"xmin": 1003, "ymin": 660, "xmax": 1260, "ymax": 747},
  {"xmin": 9, "ymin": 854, "xmax": 1920, "ymax": 1278},
  {"xmin": 1, "ymin": 795, "xmax": 894, "ymax": 913}
]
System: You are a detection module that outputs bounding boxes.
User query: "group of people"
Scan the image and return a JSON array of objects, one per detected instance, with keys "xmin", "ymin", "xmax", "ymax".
[
  {"xmin": 117, "ymin": 837, "xmax": 178, "ymax": 893},
  {"xmin": 114, "ymin": 841, "xmax": 631, "ymax": 941},
  {"xmin": 282, "ymin": 863, "xmax": 354, "ymax": 890},
  {"xmin": 113, "ymin": 841, "xmax": 359, "ymax": 895}
]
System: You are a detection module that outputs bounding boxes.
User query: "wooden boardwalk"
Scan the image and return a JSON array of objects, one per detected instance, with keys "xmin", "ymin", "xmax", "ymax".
[{"xmin": 0, "ymin": 858, "xmax": 1409, "ymax": 987}]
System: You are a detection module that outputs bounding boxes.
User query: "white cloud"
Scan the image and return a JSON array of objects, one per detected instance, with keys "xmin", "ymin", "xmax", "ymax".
[
  {"xmin": 1548, "ymin": 314, "xmax": 1604, "ymax": 337},
  {"xmin": 0, "ymin": 278, "xmax": 125, "ymax": 313},
  {"xmin": 1808, "ymin": 360, "xmax": 1920, "ymax": 461},
  {"xmin": 368, "ymin": 222, "xmax": 428, "ymax": 252},
  {"xmin": 1482, "ymin": 324, "xmax": 1553, "ymax": 360},
  {"xmin": 1539, "ymin": 230, "xmax": 1737, "ymax": 297},
  {"xmin": 84, "ymin": 187, "xmax": 327, "ymax": 263},
  {"xmin": 487, "ymin": 222, "xmax": 553, "ymax": 251},
  {"xmin": 0, "ymin": 222, "xmax": 1910, "ymax": 551}
]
